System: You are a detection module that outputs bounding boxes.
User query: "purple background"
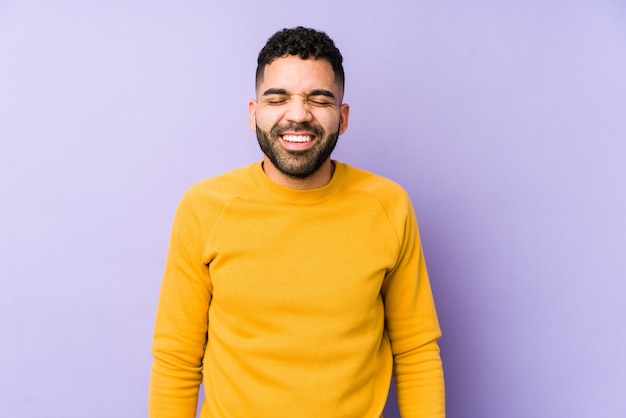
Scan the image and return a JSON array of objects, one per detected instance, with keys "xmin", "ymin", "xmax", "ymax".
[{"xmin": 1, "ymin": 1, "xmax": 625, "ymax": 417}]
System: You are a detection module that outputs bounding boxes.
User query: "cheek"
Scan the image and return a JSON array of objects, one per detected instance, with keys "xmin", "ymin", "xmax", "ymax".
[
  {"xmin": 316, "ymin": 112, "xmax": 341, "ymax": 130},
  {"xmin": 255, "ymin": 107, "xmax": 281, "ymax": 129}
]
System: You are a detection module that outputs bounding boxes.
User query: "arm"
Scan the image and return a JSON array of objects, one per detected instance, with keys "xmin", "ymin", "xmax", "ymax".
[
  {"xmin": 382, "ymin": 200, "xmax": 445, "ymax": 417},
  {"xmin": 149, "ymin": 192, "xmax": 213, "ymax": 417}
]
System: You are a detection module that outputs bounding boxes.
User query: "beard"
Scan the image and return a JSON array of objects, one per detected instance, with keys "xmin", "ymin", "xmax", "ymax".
[{"xmin": 256, "ymin": 121, "xmax": 339, "ymax": 180}]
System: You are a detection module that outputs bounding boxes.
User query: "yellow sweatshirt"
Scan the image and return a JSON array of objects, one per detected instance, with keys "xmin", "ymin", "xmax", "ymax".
[{"xmin": 149, "ymin": 161, "xmax": 444, "ymax": 418}]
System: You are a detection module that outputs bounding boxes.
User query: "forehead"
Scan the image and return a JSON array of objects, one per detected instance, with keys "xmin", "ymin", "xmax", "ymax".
[{"xmin": 258, "ymin": 56, "xmax": 337, "ymax": 93}]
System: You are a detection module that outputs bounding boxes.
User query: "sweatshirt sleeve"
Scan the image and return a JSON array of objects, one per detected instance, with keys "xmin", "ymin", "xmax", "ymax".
[
  {"xmin": 148, "ymin": 190, "xmax": 213, "ymax": 418},
  {"xmin": 381, "ymin": 197, "xmax": 445, "ymax": 417}
]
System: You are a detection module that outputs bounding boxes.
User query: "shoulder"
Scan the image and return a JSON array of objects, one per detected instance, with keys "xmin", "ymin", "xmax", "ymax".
[
  {"xmin": 175, "ymin": 163, "xmax": 259, "ymax": 218},
  {"xmin": 183, "ymin": 164, "xmax": 257, "ymax": 201},
  {"xmin": 339, "ymin": 162, "xmax": 412, "ymax": 207},
  {"xmin": 336, "ymin": 162, "xmax": 417, "ymax": 231}
]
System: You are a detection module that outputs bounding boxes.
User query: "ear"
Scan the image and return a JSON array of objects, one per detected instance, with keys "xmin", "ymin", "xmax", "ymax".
[
  {"xmin": 248, "ymin": 100, "xmax": 257, "ymax": 132},
  {"xmin": 338, "ymin": 103, "xmax": 350, "ymax": 135}
]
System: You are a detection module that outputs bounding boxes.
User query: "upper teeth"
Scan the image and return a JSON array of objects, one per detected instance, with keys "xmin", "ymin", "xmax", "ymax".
[{"xmin": 283, "ymin": 135, "xmax": 312, "ymax": 143}]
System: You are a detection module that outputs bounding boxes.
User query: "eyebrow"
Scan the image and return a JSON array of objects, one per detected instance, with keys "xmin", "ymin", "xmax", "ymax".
[
  {"xmin": 262, "ymin": 88, "xmax": 288, "ymax": 96},
  {"xmin": 309, "ymin": 89, "xmax": 336, "ymax": 99},
  {"xmin": 262, "ymin": 88, "xmax": 336, "ymax": 100}
]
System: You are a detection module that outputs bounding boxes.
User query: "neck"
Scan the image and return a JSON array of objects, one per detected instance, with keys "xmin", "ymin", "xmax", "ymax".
[{"xmin": 262, "ymin": 158, "xmax": 334, "ymax": 190}]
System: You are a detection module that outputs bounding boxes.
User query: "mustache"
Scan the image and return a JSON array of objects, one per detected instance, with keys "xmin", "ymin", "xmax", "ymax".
[{"xmin": 270, "ymin": 122, "xmax": 324, "ymax": 137}]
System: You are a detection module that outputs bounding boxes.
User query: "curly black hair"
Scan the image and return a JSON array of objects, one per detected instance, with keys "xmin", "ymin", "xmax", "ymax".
[{"xmin": 255, "ymin": 26, "xmax": 345, "ymax": 94}]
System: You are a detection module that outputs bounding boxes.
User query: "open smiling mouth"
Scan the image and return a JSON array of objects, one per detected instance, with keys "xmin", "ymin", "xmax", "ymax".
[{"xmin": 282, "ymin": 134, "xmax": 314, "ymax": 143}]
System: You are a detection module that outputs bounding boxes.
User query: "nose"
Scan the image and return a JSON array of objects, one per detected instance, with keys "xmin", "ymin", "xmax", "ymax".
[{"xmin": 285, "ymin": 96, "xmax": 312, "ymax": 123}]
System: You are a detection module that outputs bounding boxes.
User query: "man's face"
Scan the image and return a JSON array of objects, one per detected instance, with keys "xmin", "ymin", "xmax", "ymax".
[{"xmin": 249, "ymin": 56, "xmax": 349, "ymax": 185}]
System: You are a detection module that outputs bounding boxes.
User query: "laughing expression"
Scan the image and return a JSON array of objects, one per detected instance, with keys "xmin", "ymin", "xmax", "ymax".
[{"xmin": 249, "ymin": 56, "xmax": 350, "ymax": 187}]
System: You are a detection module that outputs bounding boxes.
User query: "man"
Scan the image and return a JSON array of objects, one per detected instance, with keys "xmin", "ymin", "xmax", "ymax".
[{"xmin": 149, "ymin": 26, "xmax": 444, "ymax": 417}]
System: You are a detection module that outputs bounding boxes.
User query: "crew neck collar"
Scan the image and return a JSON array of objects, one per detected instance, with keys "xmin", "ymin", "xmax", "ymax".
[{"xmin": 251, "ymin": 160, "xmax": 346, "ymax": 204}]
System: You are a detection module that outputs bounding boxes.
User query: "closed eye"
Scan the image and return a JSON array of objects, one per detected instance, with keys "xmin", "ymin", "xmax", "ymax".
[
  {"xmin": 306, "ymin": 89, "xmax": 337, "ymax": 106},
  {"xmin": 264, "ymin": 95, "xmax": 289, "ymax": 105},
  {"xmin": 260, "ymin": 88, "xmax": 337, "ymax": 106},
  {"xmin": 308, "ymin": 98, "xmax": 334, "ymax": 106}
]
